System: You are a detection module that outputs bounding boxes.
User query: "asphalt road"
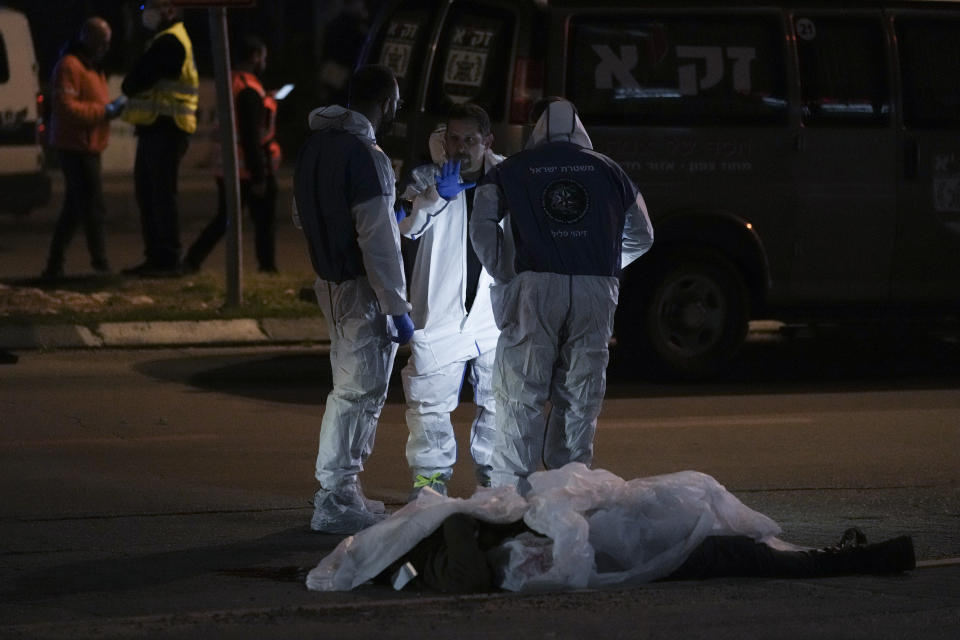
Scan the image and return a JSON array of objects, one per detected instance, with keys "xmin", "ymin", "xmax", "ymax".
[{"xmin": 1, "ymin": 332, "xmax": 958, "ymax": 638}]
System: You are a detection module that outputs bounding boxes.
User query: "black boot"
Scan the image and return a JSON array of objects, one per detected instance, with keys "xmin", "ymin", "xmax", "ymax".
[{"xmin": 808, "ymin": 533, "xmax": 915, "ymax": 575}]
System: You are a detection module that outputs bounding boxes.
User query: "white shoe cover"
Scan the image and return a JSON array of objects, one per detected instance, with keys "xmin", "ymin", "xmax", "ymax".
[
  {"xmin": 356, "ymin": 479, "xmax": 385, "ymax": 514},
  {"xmin": 311, "ymin": 484, "xmax": 387, "ymax": 534}
]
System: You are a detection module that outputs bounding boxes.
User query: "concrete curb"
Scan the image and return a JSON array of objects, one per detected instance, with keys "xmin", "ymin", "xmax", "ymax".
[
  {"xmin": 0, "ymin": 317, "xmax": 330, "ymax": 351},
  {"xmin": 0, "ymin": 324, "xmax": 104, "ymax": 349}
]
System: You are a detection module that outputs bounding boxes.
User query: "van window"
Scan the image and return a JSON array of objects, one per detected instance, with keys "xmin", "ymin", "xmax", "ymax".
[
  {"xmin": 896, "ymin": 17, "xmax": 960, "ymax": 129},
  {"xmin": 567, "ymin": 14, "xmax": 787, "ymax": 126},
  {"xmin": 425, "ymin": 3, "xmax": 515, "ymax": 120},
  {"xmin": 366, "ymin": 0, "xmax": 439, "ymax": 104},
  {"xmin": 794, "ymin": 16, "xmax": 889, "ymax": 126},
  {"xmin": 0, "ymin": 33, "xmax": 9, "ymax": 83}
]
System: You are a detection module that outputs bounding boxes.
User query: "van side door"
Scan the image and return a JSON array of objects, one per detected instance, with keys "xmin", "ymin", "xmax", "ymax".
[
  {"xmin": 363, "ymin": 0, "xmax": 448, "ymax": 179},
  {"xmin": 788, "ymin": 12, "xmax": 897, "ymax": 303},
  {"xmin": 421, "ymin": 0, "xmax": 523, "ymax": 152},
  {"xmin": 890, "ymin": 12, "xmax": 960, "ymax": 303}
]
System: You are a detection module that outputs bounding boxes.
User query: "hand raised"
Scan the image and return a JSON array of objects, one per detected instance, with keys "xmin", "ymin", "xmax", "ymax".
[{"xmin": 435, "ymin": 159, "xmax": 476, "ymax": 201}]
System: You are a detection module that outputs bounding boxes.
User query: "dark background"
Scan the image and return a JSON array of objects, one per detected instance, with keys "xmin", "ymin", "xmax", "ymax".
[{"xmin": 0, "ymin": 0, "xmax": 387, "ymax": 161}]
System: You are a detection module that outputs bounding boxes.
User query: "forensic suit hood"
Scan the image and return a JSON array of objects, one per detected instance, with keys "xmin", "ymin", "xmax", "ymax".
[{"xmin": 525, "ymin": 99, "xmax": 593, "ymax": 150}]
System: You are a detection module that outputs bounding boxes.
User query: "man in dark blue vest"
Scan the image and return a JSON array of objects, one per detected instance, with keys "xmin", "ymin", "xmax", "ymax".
[
  {"xmin": 469, "ymin": 98, "xmax": 654, "ymax": 495},
  {"xmin": 293, "ymin": 64, "xmax": 414, "ymax": 533}
]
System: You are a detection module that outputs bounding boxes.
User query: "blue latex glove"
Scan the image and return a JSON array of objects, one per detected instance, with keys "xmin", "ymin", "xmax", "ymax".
[
  {"xmin": 435, "ymin": 159, "xmax": 476, "ymax": 201},
  {"xmin": 391, "ymin": 313, "xmax": 414, "ymax": 345},
  {"xmin": 394, "ymin": 202, "xmax": 407, "ymax": 224}
]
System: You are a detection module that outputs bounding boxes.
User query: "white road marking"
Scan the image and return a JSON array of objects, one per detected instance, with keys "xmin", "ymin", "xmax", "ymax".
[{"xmin": 600, "ymin": 415, "xmax": 814, "ymax": 429}]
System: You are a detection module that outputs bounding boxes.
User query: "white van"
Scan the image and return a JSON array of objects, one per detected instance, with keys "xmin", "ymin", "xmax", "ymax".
[{"xmin": 0, "ymin": 7, "xmax": 50, "ymax": 215}]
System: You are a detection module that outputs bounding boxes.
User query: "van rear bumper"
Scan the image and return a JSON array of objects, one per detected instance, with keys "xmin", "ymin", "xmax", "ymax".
[{"xmin": 0, "ymin": 171, "xmax": 51, "ymax": 215}]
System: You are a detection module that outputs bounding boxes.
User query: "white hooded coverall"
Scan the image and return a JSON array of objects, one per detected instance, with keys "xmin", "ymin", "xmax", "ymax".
[
  {"xmin": 293, "ymin": 106, "xmax": 410, "ymax": 515},
  {"xmin": 468, "ymin": 100, "xmax": 654, "ymax": 495},
  {"xmin": 398, "ymin": 139, "xmax": 505, "ymax": 485}
]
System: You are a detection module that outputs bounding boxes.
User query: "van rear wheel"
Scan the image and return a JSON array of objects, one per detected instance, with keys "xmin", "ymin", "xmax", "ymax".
[{"xmin": 642, "ymin": 256, "xmax": 749, "ymax": 378}]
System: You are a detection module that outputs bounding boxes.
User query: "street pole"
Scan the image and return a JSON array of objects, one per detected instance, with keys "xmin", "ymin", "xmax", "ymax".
[{"xmin": 209, "ymin": 7, "xmax": 242, "ymax": 307}]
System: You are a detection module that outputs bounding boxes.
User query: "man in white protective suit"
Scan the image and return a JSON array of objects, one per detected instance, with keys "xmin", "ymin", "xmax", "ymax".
[
  {"xmin": 469, "ymin": 97, "xmax": 655, "ymax": 495},
  {"xmin": 396, "ymin": 103, "xmax": 505, "ymax": 497},
  {"xmin": 293, "ymin": 65, "xmax": 415, "ymax": 534}
]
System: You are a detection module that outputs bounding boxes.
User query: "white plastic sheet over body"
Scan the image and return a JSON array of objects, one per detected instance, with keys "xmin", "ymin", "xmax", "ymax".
[
  {"xmin": 306, "ymin": 464, "xmax": 784, "ymax": 592},
  {"xmin": 306, "ymin": 485, "xmax": 528, "ymax": 591}
]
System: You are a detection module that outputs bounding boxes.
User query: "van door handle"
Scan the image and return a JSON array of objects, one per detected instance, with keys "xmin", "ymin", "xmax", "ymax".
[{"xmin": 904, "ymin": 140, "xmax": 918, "ymax": 179}]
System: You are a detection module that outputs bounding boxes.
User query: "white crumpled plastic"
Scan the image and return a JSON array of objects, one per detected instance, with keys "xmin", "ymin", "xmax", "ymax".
[
  {"xmin": 502, "ymin": 464, "xmax": 783, "ymax": 590},
  {"xmin": 306, "ymin": 463, "xmax": 784, "ymax": 592},
  {"xmin": 306, "ymin": 484, "xmax": 528, "ymax": 591}
]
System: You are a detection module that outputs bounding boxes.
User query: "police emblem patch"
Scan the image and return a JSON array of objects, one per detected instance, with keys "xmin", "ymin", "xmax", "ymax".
[{"xmin": 542, "ymin": 179, "xmax": 589, "ymax": 224}]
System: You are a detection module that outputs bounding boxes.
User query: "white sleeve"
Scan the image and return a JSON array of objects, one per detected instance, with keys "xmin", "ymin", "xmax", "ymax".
[
  {"xmin": 398, "ymin": 163, "xmax": 448, "ymax": 238},
  {"xmin": 351, "ymin": 150, "xmax": 411, "ymax": 315},
  {"xmin": 621, "ymin": 190, "xmax": 654, "ymax": 269},
  {"xmin": 399, "ymin": 188, "xmax": 450, "ymax": 238},
  {"xmin": 352, "ymin": 195, "xmax": 411, "ymax": 315},
  {"xmin": 469, "ymin": 182, "xmax": 514, "ymax": 284}
]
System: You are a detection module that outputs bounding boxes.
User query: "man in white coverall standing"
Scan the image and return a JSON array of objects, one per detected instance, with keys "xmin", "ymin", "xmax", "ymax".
[
  {"xmin": 469, "ymin": 98, "xmax": 654, "ymax": 495},
  {"xmin": 293, "ymin": 65, "xmax": 415, "ymax": 533},
  {"xmin": 396, "ymin": 104, "xmax": 505, "ymax": 497}
]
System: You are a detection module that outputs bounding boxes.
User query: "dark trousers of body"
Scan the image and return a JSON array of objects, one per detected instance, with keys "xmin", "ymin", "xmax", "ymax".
[
  {"xmin": 134, "ymin": 126, "xmax": 189, "ymax": 269},
  {"xmin": 45, "ymin": 150, "xmax": 108, "ymax": 273},
  {"xmin": 667, "ymin": 536, "xmax": 829, "ymax": 579},
  {"xmin": 185, "ymin": 174, "xmax": 278, "ymax": 271}
]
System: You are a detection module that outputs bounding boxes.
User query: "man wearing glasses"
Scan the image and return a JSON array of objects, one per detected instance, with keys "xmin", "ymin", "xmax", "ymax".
[{"xmin": 396, "ymin": 103, "xmax": 505, "ymax": 499}]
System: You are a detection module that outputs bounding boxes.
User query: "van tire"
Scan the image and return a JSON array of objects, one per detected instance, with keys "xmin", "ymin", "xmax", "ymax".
[{"xmin": 638, "ymin": 254, "xmax": 749, "ymax": 378}]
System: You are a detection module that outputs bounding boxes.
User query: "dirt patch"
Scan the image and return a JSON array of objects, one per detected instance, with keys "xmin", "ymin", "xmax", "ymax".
[
  {"xmin": 0, "ymin": 282, "xmax": 155, "ymax": 316},
  {"xmin": 0, "ymin": 271, "xmax": 321, "ymax": 324}
]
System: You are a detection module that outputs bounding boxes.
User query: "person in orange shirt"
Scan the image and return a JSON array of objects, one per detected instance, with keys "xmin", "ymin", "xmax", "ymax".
[
  {"xmin": 183, "ymin": 35, "xmax": 281, "ymax": 273},
  {"xmin": 42, "ymin": 17, "xmax": 126, "ymax": 279}
]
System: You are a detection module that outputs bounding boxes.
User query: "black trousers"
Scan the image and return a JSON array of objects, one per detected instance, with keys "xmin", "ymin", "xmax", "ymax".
[
  {"xmin": 666, "ymin": 536, "xmax": 824, "ymax": 580},
  {"xmin": 387, "ymin": 516, "xmax": 840, "ymax": 593},
  {"xmin": 185, "ymin": 174, "xmax": 278, "ymax": 271},
  {"xmin": 134, "ymin": 126, "xmax": 189, "ymax": 269},
  {"xmin": 46, "ymin": 149, "xmax": 108, "ymax": 271}
]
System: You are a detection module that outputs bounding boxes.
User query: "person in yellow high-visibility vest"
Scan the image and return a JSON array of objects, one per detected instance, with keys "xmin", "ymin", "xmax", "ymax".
[{"xmin": 120, "ymin": 0, "xmax": 198, "ymax": 277}]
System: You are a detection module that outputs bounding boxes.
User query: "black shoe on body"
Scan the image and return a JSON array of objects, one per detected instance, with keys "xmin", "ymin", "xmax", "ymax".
[
  {"xmin": 810, "ymin": 533, "xmax": 915, "ymax": 575},
  {"xmin": 822, "ymin": 527, "xmax": 868, "ymax": 553}
]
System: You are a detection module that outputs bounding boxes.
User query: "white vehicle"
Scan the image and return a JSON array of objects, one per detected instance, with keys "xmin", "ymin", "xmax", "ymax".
[{"xmin": 0, "ymin": 7, "xmax": 50, "ymax": 215}]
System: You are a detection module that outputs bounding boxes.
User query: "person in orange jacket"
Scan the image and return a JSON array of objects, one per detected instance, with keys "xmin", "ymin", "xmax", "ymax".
[
  {"xmin": 42, "ymin": 17, "xmax": 127, "ymax": 279},
  {"xmin": 183, "ymin": 35, "xmax": 282, "ymax": 273}
]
